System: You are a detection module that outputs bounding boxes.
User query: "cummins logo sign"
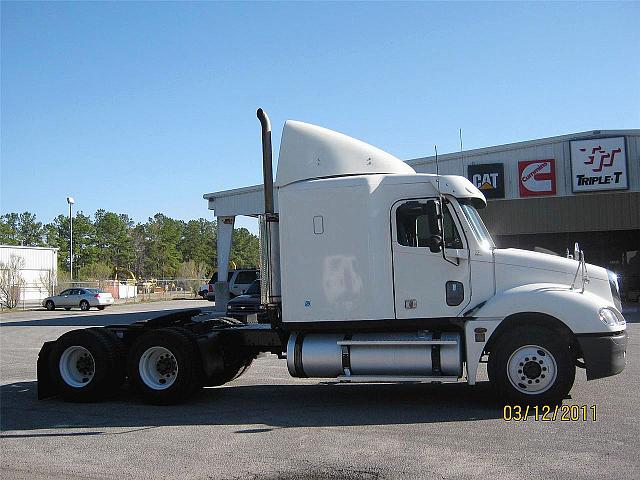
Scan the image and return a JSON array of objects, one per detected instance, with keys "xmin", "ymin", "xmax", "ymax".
[
  {"xmin": 570, "ymin": 137, "xmax": 628, "ymax": 192},
  {"xmin": 467, "ymin": 163, "xmax": 505, "ymax": 199},
  {"xmin": 518, "ymin": 159, "xmax": 556, "ymax": 197}
]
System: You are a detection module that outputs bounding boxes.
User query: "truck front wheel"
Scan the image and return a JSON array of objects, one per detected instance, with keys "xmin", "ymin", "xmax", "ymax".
[
  {"xmin": 127, "ymin": 327, "xmax": 202, "ymax": 405},
  {"xmin": 488, "ymin": 327, "xmax": 575, "ymax": 405}
]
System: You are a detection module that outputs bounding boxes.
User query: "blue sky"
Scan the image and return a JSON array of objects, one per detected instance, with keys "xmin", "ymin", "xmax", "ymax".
[{"xmin": 2, "ymin": 1, "xmax": 638, "ymax": 232}]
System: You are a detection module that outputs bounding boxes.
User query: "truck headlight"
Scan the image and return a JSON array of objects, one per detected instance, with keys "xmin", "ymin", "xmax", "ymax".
[
  {"xmin": 607, "ymin": 270, "xmax": 622, "ymax": 311},
  {"xmin": 599, "ymin": 307, "xmax": 625, "ymax": 327}
]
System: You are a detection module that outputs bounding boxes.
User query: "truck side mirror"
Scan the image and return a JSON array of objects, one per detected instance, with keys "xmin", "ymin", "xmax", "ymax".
[
  {"xmin": 426, "ymin": 200, "xmax": 443, "ymax": 238},
  {"xmin": 427, "ymin": 234, "xmax": 442, "ymax": 253}
]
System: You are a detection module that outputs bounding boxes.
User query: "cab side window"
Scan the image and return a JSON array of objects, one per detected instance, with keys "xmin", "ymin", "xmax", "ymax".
[
  {"xmin": 396, "ymin": 201, "xmax": 433, "ymax": 247},
  {"xmin": 396, "ymin": 200, "xmax": 463, "ymax": 249}
]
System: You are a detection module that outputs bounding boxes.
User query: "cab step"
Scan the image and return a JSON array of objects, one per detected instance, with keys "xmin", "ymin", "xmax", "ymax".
[{"xmin": 336, "ymin": 375, "xmax": 459, "ymax": 383}]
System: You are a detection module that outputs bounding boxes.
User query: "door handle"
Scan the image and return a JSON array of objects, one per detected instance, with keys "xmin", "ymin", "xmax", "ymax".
[{"xmin": 445, "ymin": 248, "xmax": 469, "ymax": 260}]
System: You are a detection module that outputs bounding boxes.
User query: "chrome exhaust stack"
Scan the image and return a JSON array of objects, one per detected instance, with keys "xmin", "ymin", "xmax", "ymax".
[
  {"xmin": 257, "ymin": 109, "xmax": 281, "ymax": 319},
  {"xmin": 257, "ymin": 108, "xmax": 274, "ymax": 215}
]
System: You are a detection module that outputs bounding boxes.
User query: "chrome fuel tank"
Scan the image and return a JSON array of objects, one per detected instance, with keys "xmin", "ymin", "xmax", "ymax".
[{"xmin": 287, "ymin": 331, "xmax": 462, "ymax": 378}]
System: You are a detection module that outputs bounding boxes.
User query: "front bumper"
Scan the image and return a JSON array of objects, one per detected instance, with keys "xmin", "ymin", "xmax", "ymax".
[
  {"xmin": 577, "ymin": 331, "xmax": 628, "ymax": 380},
  {"xmin": 227, "ymin": 310, "xmax": 269, "ymax": 324}
]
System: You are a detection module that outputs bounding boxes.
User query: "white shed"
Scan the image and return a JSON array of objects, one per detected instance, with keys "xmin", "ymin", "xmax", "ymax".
[{"xmin": 0, "ymin": 245, "xmax": 58, "ymax": 308}]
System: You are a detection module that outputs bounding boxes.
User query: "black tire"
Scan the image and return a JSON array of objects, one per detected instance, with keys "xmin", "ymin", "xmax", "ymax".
[
  {"xmin": 488, "ymin": 326, "xmax": 575, "ymax": 405},
  {"xmin": 97, "ymin": 306, "xmax": 106, "ymax": 311},
  {"xmin": 127, "ymin": 327, "xmax": 202, "ymax": 405},
  {"xmin": 201, "ymin": 319, "xmax": 254, "ymax": 387},
  {"xmin": 49, "ymin": 327, "xmax": 124, "ymax": 402},
  {"xmin": 80, "ymin": 300, "xmax": 90, "ymax": 311},
  {"xmin": 64, "ymin": 307, "xmax": 71, "ymax": 311},
  {"xmin": 89, "ymin": 327, "xmax": 126, "ymax": 390},
  {"xmin": 205, "ymin": 357, "xmax": 254, "ymax": 387},
  {"xmin": 45, "ymin": 300, "xmax": 55, "ymax": 311}
]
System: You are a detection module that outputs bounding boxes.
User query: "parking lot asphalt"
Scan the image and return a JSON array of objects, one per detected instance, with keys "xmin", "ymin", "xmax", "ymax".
[{"xmin": 1, "ymin": 301, "xmax": 639, "ymax": 480}]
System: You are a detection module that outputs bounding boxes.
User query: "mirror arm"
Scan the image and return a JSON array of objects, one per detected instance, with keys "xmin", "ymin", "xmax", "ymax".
[{"xmin": 439, "ymin": 202, "xmax": 459, "ymax": 267}]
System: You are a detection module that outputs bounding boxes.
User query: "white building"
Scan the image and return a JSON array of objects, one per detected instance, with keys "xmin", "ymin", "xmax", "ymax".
[{"xmin": 0, "ymin": 245, "xmax": 58, "ymax": 308}]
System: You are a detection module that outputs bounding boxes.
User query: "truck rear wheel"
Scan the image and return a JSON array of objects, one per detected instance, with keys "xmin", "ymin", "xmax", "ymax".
[
  {"xmin": 49, "ymin": 327, "xmax": 124, "ymax": 402},
  {"xmin": 487, "ymin": 326, "xmax": 575, "ymax": 405},
  {"xmin": 127, "ymin": 327, "xmax": 202, "ymax": 404}
]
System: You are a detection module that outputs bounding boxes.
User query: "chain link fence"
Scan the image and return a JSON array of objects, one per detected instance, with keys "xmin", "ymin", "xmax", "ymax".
[{"xmin": 1, "ymin": 277, "xmax": 210, "ymax": 311}]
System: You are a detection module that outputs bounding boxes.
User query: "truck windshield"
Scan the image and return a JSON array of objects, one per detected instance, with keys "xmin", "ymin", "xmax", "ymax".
[
  {"xmin": 460, "ymin": 203, "xmax": 495, "ymax": 249},
  {"xmin": 245, "ymin": 280, "xmax": 261, "ymax": 295}
]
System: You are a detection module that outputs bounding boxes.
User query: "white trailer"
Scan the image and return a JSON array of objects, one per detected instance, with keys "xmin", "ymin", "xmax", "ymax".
[{"xmin": 38, "ymin": 110, "xmax": 627, "ymax": 405}]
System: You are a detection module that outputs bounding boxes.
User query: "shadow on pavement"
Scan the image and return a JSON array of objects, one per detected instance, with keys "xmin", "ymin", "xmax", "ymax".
[
  {"xmin": 0, "ymin": 379, "xmax": 503, "ymax": 436},
  {"xmin": 0, "ymin": 307, "xmax": 214, "ymax": 328}
]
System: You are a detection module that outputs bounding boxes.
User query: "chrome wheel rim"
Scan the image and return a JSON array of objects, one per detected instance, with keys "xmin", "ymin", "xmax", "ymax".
[
  {"xmin": 507, "ymin": 345, "xmax": 557, "ymax": 394},
  {"xmin": 138, "ymin": 346, "xmax": 178, "ymax": 390},
  {"xmin": 59, "ymin": 346, "xmax": 95, "ymax": 388}
]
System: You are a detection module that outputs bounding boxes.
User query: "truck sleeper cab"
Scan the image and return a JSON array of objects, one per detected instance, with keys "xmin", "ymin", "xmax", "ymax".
[{"xmin": 37, "ymin": 110, "xmax": 628, "ymax": 406}]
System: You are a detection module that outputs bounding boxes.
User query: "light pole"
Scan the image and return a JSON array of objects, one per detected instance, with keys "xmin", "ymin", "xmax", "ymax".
[{"xmin": 67, "ymin": 197, "xmax": 75, "ymax": 281}]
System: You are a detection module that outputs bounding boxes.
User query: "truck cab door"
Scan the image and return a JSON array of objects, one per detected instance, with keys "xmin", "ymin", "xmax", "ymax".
[{"xmin": 391, "ymin": 199, "xmax": 471, "ymax": 319}]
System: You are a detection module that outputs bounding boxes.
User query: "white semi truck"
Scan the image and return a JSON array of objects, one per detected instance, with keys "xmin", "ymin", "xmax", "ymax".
[{"xmin": 38, "ymin": 110, "xmax": 628, "ymax": 405}]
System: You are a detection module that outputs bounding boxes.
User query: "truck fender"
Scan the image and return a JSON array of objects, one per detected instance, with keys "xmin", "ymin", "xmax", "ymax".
[
  {"xmin": 463, "ymin": 283, "xmax": 622, "ymax": 385},
  {"xmin": 471, "ymin": 283, "xmax": 618, "ymax": 335}
]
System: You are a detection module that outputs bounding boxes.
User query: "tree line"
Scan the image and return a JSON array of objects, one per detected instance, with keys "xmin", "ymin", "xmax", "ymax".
[{"xmin": 0, "ymin": 211, "xmax": 259, "ymax": 281}]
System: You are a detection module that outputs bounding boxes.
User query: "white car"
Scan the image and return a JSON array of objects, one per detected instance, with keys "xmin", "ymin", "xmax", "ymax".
[{"xmin": 43, "ymin": 288, "xmax": 115, "ymax": 311}]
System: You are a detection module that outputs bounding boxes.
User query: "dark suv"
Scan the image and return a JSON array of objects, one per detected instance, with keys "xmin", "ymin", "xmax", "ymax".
[{"xmin": 225, "ymin": 279, "xmax": 268, "ymax": 323}]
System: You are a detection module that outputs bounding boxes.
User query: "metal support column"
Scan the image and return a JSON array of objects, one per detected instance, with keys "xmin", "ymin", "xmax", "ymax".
[{"xmin": 214, "ymin": 215, "xmax": 235, "ymax": 312}]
